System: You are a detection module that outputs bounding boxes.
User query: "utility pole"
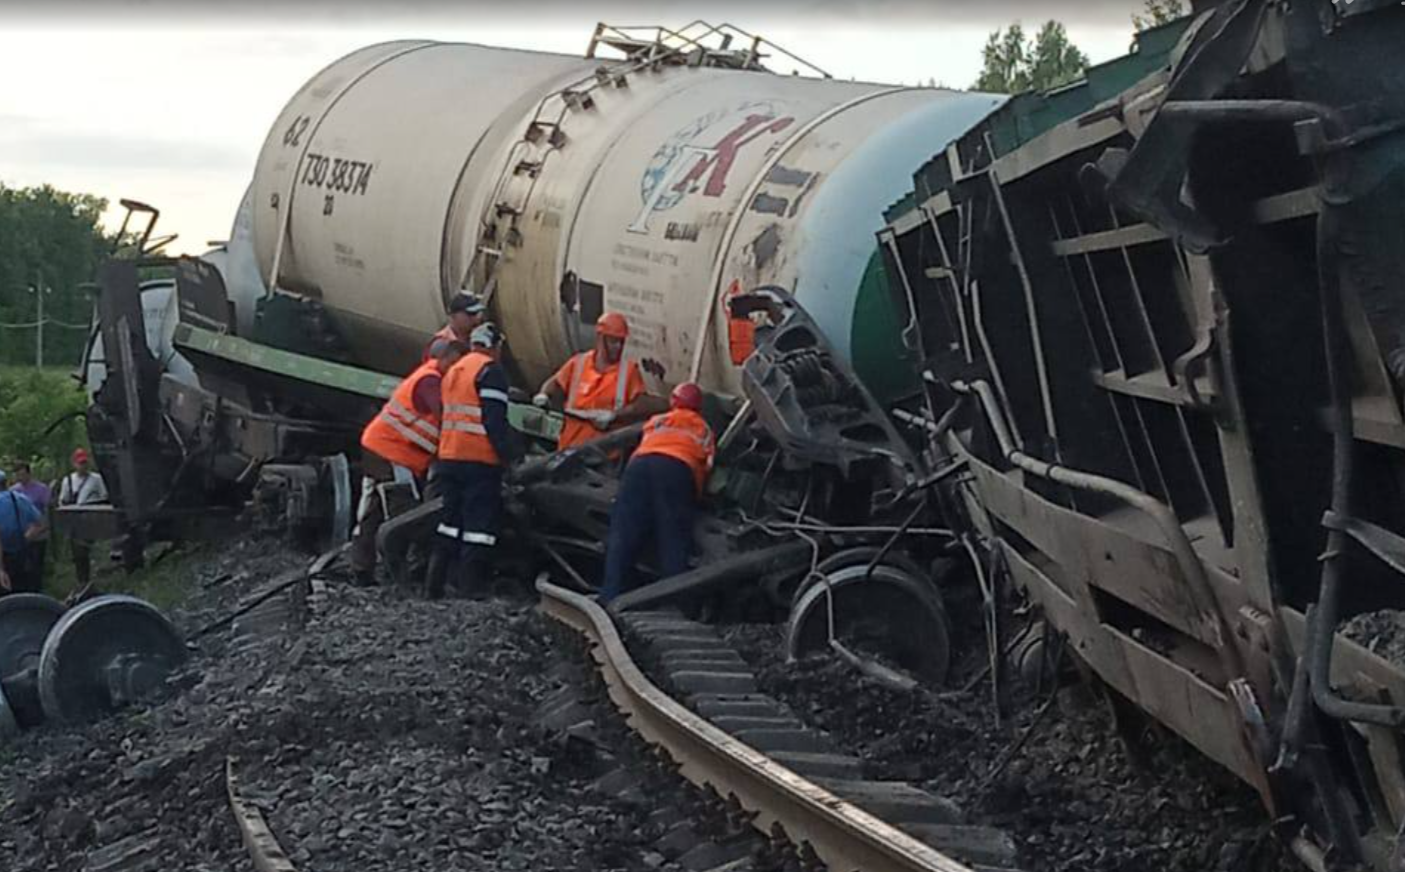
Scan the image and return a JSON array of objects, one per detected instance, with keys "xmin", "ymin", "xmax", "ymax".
[
  {"xmin": 35, "ymin": 280, "xmax": 44, "ymax": 369},
  {"xmin": 28, "ymin": 276, "xmax": 50, "ymax": 369}
]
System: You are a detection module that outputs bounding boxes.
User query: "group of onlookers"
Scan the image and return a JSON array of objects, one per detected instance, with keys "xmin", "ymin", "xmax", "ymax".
[{"xmin": 0, "ymin": 448, "xmax": 108, "ymax": 594}]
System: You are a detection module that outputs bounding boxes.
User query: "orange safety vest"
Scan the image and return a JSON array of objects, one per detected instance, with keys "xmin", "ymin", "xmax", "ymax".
[
  {"xmin": 635, "ymin": 408, "xmax": 716, "ymax": 494},
  {"xmin": 423, "ymin": 324, "xmax": 460, "ymax": 361},
  {"xmin": 725, "ymin": 280, "xmax": 756, "ymax": 365},
  {"xmin": 439, "ymin": 352, "xmax": 502, "ymax": 466},
  {"xmin": 360, "ymin": 361, "xmax": 442, "ymax": 477},
  {"xmin": 558, "ymin": 351, "xmax": 643, "ymax": 450}
]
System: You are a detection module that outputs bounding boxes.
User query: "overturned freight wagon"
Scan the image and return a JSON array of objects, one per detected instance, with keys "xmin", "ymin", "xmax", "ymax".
[{"xmin": 880, "ymin": 1, "xmax": 1405, "ymax": 866}]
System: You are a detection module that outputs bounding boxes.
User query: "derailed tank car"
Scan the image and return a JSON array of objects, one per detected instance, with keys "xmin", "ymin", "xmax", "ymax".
[
  {"xmin": 72, "ymin": 24, "xmax": 1002, "ymax": 552},
  {"xmin": 881, "ymin": 2, "xmax": 1405, "ymax": 865},
  {"xmin": 245, "ymin": 28, "xmax": 1001, "ymax": 396}
]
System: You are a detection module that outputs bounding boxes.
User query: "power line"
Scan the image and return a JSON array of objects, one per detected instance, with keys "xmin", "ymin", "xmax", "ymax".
[{"xmin": 0, "ymin": 318, "xmax": 91, "ymax": 330}]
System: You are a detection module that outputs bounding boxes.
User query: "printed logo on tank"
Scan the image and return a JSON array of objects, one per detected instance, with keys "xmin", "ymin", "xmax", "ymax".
[{"xmin": 630, "ymin": 101, "xmax": 796, "ymax": 234}]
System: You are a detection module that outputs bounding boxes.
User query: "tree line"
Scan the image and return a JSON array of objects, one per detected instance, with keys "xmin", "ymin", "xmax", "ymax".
[
  {"xmin": 0, "ymin": 184, "xmax": 115, "ymax": 369},
  {"xmin": 974, "ymin": 0, "xmax": 1185, "ymax": 95}
]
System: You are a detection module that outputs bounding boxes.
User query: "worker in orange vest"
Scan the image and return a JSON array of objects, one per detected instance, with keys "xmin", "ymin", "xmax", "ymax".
[
  {"xmin": 533, "ymin": 312, "xmax": 664, "ymax": 450},
  {"xmin": 352, "ymin": 337, "xmax": 465, "ymax": 586},
  {"xmin": 423, "ymin": 291, "xmax": 486, "ymax": 361},
  {"xmin": 429, "ymin": 322, "xmax": 521, "ymax": 599},
  {"xmin": 599, "ymin": 382, "xmax": 715, "ymax": 602}
]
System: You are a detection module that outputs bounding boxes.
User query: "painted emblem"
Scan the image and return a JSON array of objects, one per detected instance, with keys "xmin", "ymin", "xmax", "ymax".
[{"xmin": 630, "ymin": 102, "xmax": 795, "ymax": 234}]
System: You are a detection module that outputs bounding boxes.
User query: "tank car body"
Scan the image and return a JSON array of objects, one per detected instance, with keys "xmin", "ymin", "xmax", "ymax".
[{"xmin": 240, "ymin": 38, "xmax": 1003, "ymax": 397}]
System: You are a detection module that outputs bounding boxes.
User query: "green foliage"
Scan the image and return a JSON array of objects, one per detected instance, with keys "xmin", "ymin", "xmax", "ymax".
[
  {"xmin": 42, "ymin": 542, "xmax": 210, "ymax": 612},
  {"xmin": 974, "ymin": 20, "xmax": 1089, "ymax": 95},
  {"xmin": 0, "ymin": 183, "xmax": 113, "ymax": 368},
  {"xmin": 0, "ymin": 366, "xmax": 89, "ymax": 482},
  {"xmin": 1134, "ymin": 0, "xmax": 1187, "ymax": 31}
]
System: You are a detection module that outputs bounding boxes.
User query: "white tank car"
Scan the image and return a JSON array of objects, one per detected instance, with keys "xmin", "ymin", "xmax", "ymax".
[{"xmin": 240, "ymin": 38, "xmax": 1002, "ymax": 395}]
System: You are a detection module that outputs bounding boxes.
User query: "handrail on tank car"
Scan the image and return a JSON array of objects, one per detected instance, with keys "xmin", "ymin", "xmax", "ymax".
[{"xmin": 947, "ymin": 378, "xmax": 1246, "ymax": 681}]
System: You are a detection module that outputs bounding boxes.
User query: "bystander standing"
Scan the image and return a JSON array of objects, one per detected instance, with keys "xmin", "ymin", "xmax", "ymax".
[
  {"xmin": 57, "ymin": 448, "xmax": 108, "ymax": 589},
  {"xmin": 9, "ymin": 461, "xmax": 52, "ymax": 588}
]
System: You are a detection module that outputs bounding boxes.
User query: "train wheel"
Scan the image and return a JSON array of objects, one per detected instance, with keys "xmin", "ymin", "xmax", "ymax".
[
  {"xmin": 786, "ymin": 563, "xmax": 951, "ymax": 686},
  {"xmin": 0, "ymin": 593, "xmax": 65, "ymax": 677},
  {"xmin": 782, "ymin": 546, "xmax": 940, "ymax": 609},
  {"xmin": 38, "ymin": 595, "xmax": 186, "ymax": 725}
]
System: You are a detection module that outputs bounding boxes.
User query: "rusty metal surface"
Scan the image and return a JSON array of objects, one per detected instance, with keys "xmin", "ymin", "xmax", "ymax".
[
  {"xmin": 537, "ymin": 580, "xmax": 976, "ymax": 872},
  {"xmin": 227, "ymin": 757, "xmax": 299, "ymax": 872}
]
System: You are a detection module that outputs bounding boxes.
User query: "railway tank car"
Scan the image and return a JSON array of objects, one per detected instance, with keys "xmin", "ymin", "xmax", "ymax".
[
  {"xmin": 238, "ymin": 29, "xmax": 1003, "ymax": 398},
  {"xmin": 68, "ymin": 24, "xmax": 1004, "ymax": 561}
]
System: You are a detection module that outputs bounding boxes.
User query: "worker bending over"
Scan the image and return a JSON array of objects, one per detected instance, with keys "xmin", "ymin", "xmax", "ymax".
[
  {"xmin": 533, "ymin": 312, "xmax": 664, "ymax": 450},
  {"xmin": 353, "ymin": 337, "xmax": 465, "ymax": 586},
  {"xmin": 424, "ymin": 291, "xmax": 485, "ymax": 361},
  {"xmin": 599, "ymin": 383, "xmax": 715, "ymax": 602},
  {"xmin": 431, "ymin": 323, "xmax": 521, "ymax": 599}
]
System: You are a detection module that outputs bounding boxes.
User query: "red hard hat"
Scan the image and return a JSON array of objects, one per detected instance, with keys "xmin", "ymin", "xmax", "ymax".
[
  {"xmin": 596, "ymin": 312, "xmax": 630, "ymax": 339},
  {"xmin": 670, "ymin": 382, "xmax": 703, "ymax": 412}
]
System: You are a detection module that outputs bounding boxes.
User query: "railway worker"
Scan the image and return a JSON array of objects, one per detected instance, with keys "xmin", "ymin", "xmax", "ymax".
[
  {"xmin": 423, "ymin": 291, "xmax": 486, "ymax": 361},
  {"xmin": 599, "ymin": 382, "xmax": 715, "ymax": 603},
  {"xmin": 430, "ymin": 322, "xmax": 522, "ymax": 599},
  {"xmin": 58, "ymin": 448, "xmax": 108, "ymax": 589},
  {"xmin": 352, "ymin": 337, "xmax": 466, "ymax": 586},
  {"xmin": 532, "ymin": 312, "xmax": 664, "ymax": 451},
  {"xmin": 0, "ymin": 471, "xmax": 47, "ymax": 594}
]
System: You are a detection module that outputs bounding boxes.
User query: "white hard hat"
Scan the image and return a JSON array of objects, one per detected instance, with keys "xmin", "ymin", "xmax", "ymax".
[{"xmin": 470, "ymin": 322, "xmax": 504, "ymax": 349}]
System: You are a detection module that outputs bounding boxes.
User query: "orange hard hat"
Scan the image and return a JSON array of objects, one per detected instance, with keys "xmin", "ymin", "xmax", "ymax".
[
  {"xmin": 596, "ymin": 312, "xmax": 630, "ymax": 339},
  {"xmin": 670, "ymin": 382, "xmax": 703, "ymax": 412}
]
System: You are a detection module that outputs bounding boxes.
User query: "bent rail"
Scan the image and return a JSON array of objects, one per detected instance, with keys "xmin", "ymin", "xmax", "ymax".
[{"xmin": 537, "ymin": 579, "xmax": 974, "ymax": 872}]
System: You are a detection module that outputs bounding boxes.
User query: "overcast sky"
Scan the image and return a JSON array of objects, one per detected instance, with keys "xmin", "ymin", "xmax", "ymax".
[{"xmin": 0, "ymin": 1, "xmax": 1147, "ymax": 254}]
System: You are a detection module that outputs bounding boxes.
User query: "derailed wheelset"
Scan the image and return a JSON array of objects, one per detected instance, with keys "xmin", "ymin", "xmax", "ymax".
[{"xmin": 0, "ymin": 592, "xmax": 186, "ymax": 742}]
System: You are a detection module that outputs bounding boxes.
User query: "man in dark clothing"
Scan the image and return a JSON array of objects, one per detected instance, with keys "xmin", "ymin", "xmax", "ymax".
[
  {"xmin": 0, "ymin": 470, "xmax": 46, "ymax": 594},
  {"xmin": 430, "ymin": 322, "xmax": 522, "ymax": 599}
]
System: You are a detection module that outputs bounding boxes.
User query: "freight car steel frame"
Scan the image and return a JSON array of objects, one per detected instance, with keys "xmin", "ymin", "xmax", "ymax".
[{"xmin": 880, "ymin": 1, "xmax": 1405, "ymax": 866}]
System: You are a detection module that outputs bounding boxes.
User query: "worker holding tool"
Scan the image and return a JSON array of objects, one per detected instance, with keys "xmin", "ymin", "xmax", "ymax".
[
  {"xmin": 599, "ymin": 382, "xmax": 715, "ymax": 603},
  {"xmin": 533, "ymin": 312, "xmax": 664, "ymax": 450},
  {"xmin": 353, "ymin": 337, "xmax": 466, "ymax": 586},
  {"xmin": 424, "ymin": 291, "xmax": 486, "ymax": 361},
  {"xmin": 429, "ymin": 322, "xmax": 521, "ymax": 599}
]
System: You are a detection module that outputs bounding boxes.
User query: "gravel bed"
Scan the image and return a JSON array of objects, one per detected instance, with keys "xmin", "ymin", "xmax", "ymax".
[
  {"xmin": 239, "ymin": 588, "xmax": 666, "ymax": 871},
  {"xmin": 1341, "ymin": 609, "xmax": 1405, "ymax": 668},
  {"xmin": 0, "ymin": 537, "xmax": 303, "ymax": 872},
  {"xmin": 0, "ymin": 537, "xmax": 707, "ymax": 872},
  {"xmin": 722, "ymin": 621, "xmax": 1293, "ymax": 872}
]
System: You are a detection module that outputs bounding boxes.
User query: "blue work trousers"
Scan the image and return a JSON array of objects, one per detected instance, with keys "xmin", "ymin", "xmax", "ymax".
[
  {"xmin": 435, "ymin": 460, "xmax": 503, "ymax": 591},
  {"xmin": 600, "ymin": 454, "xmax": 696, "ymax": 602}
]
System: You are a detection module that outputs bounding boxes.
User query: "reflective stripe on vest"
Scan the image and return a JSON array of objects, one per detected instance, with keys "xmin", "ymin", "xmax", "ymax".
[
  {"xmin": 439, "ymin": 352, "xmax": 501, "ymax": 465},
  {"xmin": 564, "ymin": 352, "xmax": 632, "ymax": 415},
  {"xmin": 378, "ymin": 397, "xmax": 439, "ymax": 453},
  {"xmin": 361, "ymin": 361, "xmax": 442, "ymax": 475},
  {"xmin": 644, "ymin": 420, "xmax": 714, "ymax": 450},
  {"xmin": 636, "ymin": 409, "xmax": 716, "ymax": 493}
]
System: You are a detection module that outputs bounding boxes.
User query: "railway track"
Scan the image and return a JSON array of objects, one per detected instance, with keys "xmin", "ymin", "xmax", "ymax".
[
  {"xmin": 221, "ymin": 577, "xmax": 1017, "ymax": 872},
  {"xmin": 536, "ymin": 581, "xmax": 1022, "ymax": 872}
]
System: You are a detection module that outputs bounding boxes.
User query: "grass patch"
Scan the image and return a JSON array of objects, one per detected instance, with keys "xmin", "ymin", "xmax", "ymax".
[
  {"xmin": 0, "ymin": 366, "xmax": 89, "ymax": 480},
  {"xmin": 40, "ymin": 538, "xmax": 214, "ymax": 614}
]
